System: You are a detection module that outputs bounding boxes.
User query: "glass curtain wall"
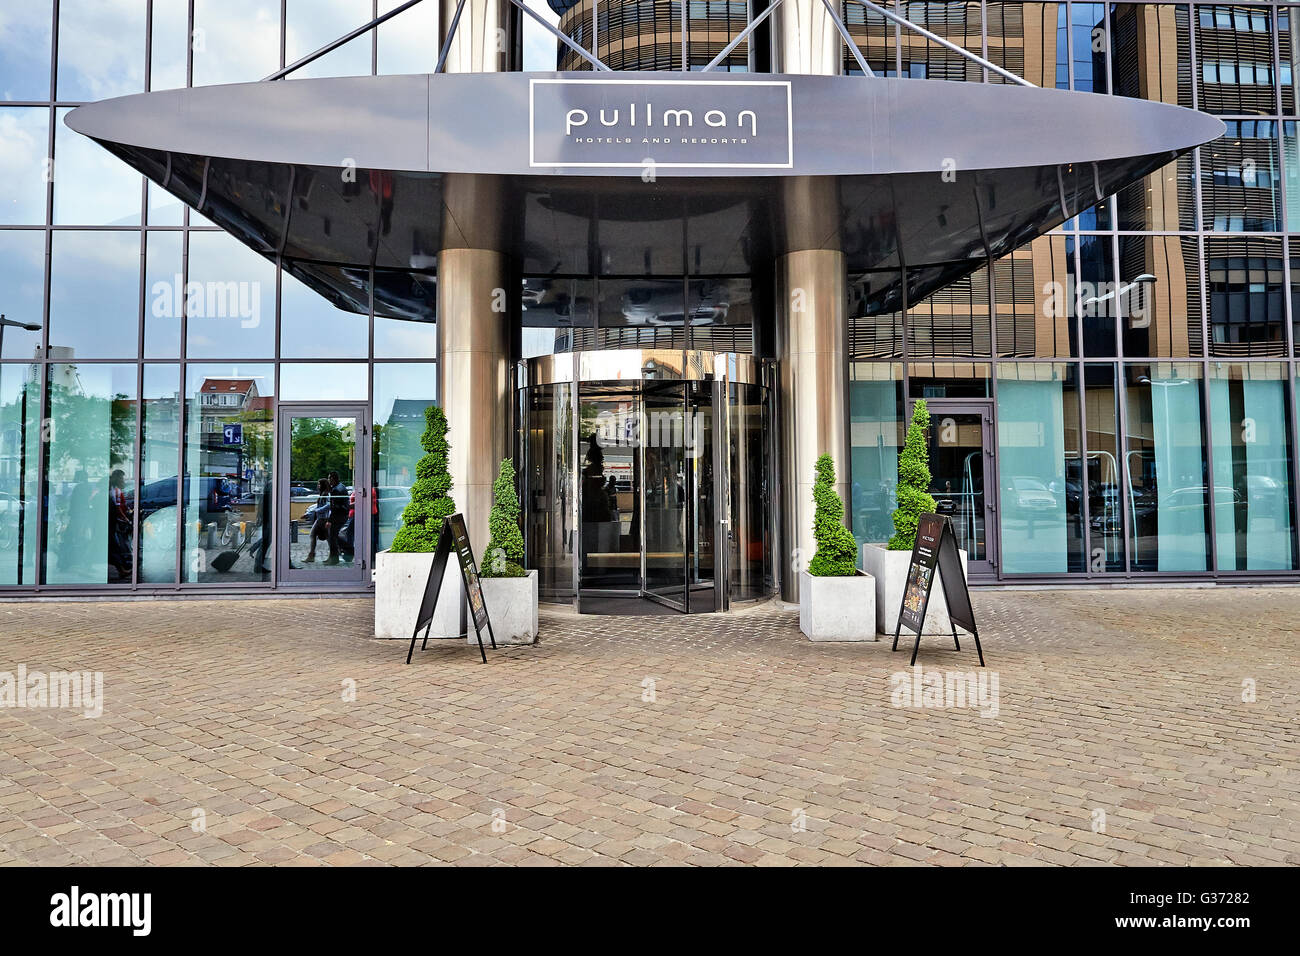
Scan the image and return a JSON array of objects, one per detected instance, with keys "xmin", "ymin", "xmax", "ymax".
[
  {"xmin": 846, "ymin": 1, "xmax": 1300, "ymax": 580},
  {"xmin": 0, "ymin": 1, "xmax": 441, "ymax": 591}
]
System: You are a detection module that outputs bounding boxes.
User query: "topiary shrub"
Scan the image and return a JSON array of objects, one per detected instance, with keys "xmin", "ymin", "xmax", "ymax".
[
  {"xmin": 481, "ymin": 457, "xmax": 526, "ymax": 577},
  {"xmin": 389, "ymin": 405, "xmax": 455, "ymax": 553},
  {"xmin": 888, "ymin": 399, "xmax": 937, "ymax": 550},
  {"xmin": 808, "ymin": 453, "xmax": 859, "ymax": 576}
]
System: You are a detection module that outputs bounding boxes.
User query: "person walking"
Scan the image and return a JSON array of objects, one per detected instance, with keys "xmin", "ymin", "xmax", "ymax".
[
  {"xmin": 324, "ymin": 470, "xmax": 349, "ymax": 565},
  {"xmin": 304, "ymin": 477, "xmax": 330, "ymax": 563}
]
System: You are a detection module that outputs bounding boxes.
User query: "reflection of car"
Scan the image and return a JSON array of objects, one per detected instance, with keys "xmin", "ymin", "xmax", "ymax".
[
  {"xmin": 1244, "ymin": 474, "xmax": 1286, "ymax": 510},
  {"xmin": 1004, "ymin": 476, "xmax": 1057, "ymax": 511},
  {"xmin": 376, "ymin": 486, "xmax": 413, "ymax": 530},
  {"xmin": 289, "ymin": 485, "xmax": 314, "ymax": 498}
]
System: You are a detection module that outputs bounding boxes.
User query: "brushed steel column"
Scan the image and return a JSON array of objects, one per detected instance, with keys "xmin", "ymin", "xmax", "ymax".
[
  {"xmin": 439, "ymin": 0, "xmax": 520, "ymax": 73},
  {"xmin": 771, "ymin": 0, "xmax": 844, "ymax": 76},
  {"xmin": 773, "ymin": 9, "xmax": 848, "ymax": 602},
  {"xmin": 437, "ymin": 247, "xmax": 510, "ymax": 553},
  {"xmin": 436, "ymin": 0, "xmax": 517, "ymax": 554},
  {"xmin": 776, "ymin": 247, "xmax": 848, "ymax": 602}
]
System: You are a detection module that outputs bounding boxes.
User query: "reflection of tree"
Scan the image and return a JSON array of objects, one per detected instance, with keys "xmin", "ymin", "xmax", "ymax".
[
  {"xmin": 374, "ymin": 420, "xmax": 421, "ymax": 486},
  {"xmin": 289, "ymin": 417, "xmax": 352, "ymax": 483},
  {"xmin": 46, "ymin": 384, "xmax": 133, "ymax": 479}
]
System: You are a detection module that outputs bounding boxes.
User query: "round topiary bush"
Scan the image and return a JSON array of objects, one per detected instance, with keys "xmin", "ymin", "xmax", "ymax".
[
  {"xmin": 389, "ymin": 405, "xmax": 455, "ymax": 553},
  {"xmin": 808, "ymin": 453, "xmax": 859, "ymax": 576},
  {"xmin": 888, "ymin": 399, "xmax": 938, "ymax": 550},
  {"xmin": 481, "ymin": 457, "xmax": 526, "ymax": 577}
]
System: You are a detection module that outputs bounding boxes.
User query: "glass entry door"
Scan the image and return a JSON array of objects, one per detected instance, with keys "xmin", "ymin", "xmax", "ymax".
[
  {"xmin": 920, "ymin": 401, "xmax": 996, "ymax": 574},
  {"xmin": 576, "ymin": 380, "xmax": 723, "ymax": 612},
  {"xmin": 641, "ymin": 382, "xmax": 689, "ymax": 610},
  {"xmin": 276, "ymin": 404, "xmax": 369, "ymax": 585}
]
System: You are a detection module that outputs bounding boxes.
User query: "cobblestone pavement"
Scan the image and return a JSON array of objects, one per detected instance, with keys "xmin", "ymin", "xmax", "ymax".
[{"xmin": 0, "ymin": 588, "xmax": 1297, "ymax": 866}]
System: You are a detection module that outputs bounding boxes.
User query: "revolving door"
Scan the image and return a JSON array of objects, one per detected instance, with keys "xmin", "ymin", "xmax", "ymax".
[{"xmin": 519, "ymin": 350, "xmax": 777, "ymax": 613}]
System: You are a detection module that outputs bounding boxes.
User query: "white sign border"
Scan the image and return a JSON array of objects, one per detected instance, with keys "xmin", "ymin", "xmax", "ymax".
[{"xmin": 529, "ymin": 78, "xmax": 794, "ymax": 170}]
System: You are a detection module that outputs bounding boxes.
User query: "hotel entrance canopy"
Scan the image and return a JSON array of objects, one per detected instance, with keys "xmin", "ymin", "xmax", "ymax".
[{"xmin": 66, "ymin": 69, "xmax": 1223, "ymax": 319}]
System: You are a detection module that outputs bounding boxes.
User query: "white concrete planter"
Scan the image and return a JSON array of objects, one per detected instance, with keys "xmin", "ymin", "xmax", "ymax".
[
  {"xmin": 478, "ymin": 570, "xmax": 538, "ymax": 645},
  {"xmin": 861, "ymin": 543, "xmax": 968, "ymax": 637},
  {"xmin": 798, "ymin": 569, "xmax": 877, "ymax": 641},
  {"xmin": 374, "ymin": 549, "xmax": 464, "ymax": 640}
]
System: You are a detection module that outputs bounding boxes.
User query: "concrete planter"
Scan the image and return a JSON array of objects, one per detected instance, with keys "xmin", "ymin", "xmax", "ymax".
[
  {"xmin": 374, "ymin": 549, "xmax": 463, "ymax": 641},
  {"xmin": 478, "ymin": 570, "xmax": 538, "ymax": 645},
  {"xmin": 861, "ymin": 543, "xmax": 968, "ymax": 637},
  {"xmin": 798, "ymin": 569, "xmax": 877, "ymax": 641}
]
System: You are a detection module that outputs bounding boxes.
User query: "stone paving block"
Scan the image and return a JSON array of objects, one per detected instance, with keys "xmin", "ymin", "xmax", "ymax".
[{"xmin": 0, "ymin": 589, "xmax": 1296, "ymax": 866}]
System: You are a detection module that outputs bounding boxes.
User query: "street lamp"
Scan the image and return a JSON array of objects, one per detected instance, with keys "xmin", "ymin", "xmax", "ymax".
[{"xmin": 0, "ymin": 316, "xmax": 42, "ymax": 586}]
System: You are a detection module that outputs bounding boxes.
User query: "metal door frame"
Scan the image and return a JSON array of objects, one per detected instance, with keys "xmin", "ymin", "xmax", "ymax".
[
  {"xmin": 275, "ymin": 402, "xmax": 371, "ymax": 586},
  {"xmin": 911, "ymin": 399, "xmax": 997, "ymax": 575}
]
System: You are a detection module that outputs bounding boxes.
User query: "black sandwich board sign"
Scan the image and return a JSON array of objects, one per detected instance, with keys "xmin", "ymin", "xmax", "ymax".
[
  {"xmin": 405, "ymin": 513, "xmax": 497, "ymax": 664},
  {"xmin": 891, "ymin": 512, "xmax": 985, "ymax": 667}
]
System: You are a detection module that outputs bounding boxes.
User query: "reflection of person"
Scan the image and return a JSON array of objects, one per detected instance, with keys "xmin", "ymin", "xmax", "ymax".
[
  {"xmin": 304, "ymin": 477, "xmax": 330, "ymax": 563},
  {"xmin": 253, "ymin": 475, "xmax": 272, "ymax": 575},
  {"xmin": 324, "ymin": 470, "xmax": 349, "ymax": 565},
  {"xmin": 604, "ymin": 476, "xmax": 619, "ymax": 522},
  {"xmin": 59, "ymin": 469, "xmax": 94, "ymax": 575},
  {"xmin": 108, "ymin": 469, "xmax": 132, "ymax": 579}
]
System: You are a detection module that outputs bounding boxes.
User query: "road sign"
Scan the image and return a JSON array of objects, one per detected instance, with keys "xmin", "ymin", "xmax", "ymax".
[{"xmin": 223, "ymin": 423, "xmax": 242, "ymax": 445}]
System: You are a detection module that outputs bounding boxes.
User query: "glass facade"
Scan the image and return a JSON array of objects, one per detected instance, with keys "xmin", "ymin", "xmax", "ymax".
[
  {"xmin": 832, "ymin": 1, "xmax": 1300, "ymax": 580},
  {"xmin": 3, "ymin": 0, "xmax": 1299, "ymax": 591},
  {"xmin": 0, "ymin": 1, "xmax": 440, "ymax": 591}
]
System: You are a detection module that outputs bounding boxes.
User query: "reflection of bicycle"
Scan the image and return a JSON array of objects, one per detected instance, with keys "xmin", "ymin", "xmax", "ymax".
[{"xmin": 216, "ymin": 509, "xmax": 250, "ymax": 547}]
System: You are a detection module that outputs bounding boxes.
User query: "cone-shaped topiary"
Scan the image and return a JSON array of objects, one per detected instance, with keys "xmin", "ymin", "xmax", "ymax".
[
  {"xmin": 808, "ymin": 453, "xmax": 859, "ymax": 576},
  {"xmin": 481, "ymin": 457, "xmax": 526, "ymax": 577},
  {"xmin": 888, "ymin": 399, "xmax": 937, "ymax": 550},
  {"xmin": 389, "ymin": 404, "xmax": 455, "ymax": 553}
]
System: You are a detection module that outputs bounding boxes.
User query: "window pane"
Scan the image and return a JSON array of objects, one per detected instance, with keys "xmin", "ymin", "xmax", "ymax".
[
  {"xmin": 56, "ymin": 0, "xmax": 146, "ymax": 101},
  {"xmin": 53, "ymin": 107, "xmax": 141, "ymax": 225},
  {"xmin": 0, "ymin": 108, "xmax": 50, "ymax": 225},
  {"xmin": 849, "ymin": 363, "xmax": 902, "ymax": 549},
  {"xmin": 185, "ymin": 232, "xmax": 275, "ymax": 358},
  {"xmin": 0, "ymin": 1, "xmax": 53, "ymax": 100},
  {"xmin": 48, "ymin": 230, "xmax": 140, "ymax": 359},
  {"xmin": 42, "ymin": 363, "xmax": 138, "ymax": 584},
  {"xmin": 279, "ymin": 363, "xmax": 368, "ymax": 401},
  {"xmin": 183, "ymin": 365, "xmax": 274, "ymax": 582},
  {"xmin": 1206, "ymin": 237, "xmax": 1286, "ymax": 358},
  {"xmin": 1071, "ymin": 3, "xmax": 1107, "ymax": 93},
  {"xmin": 1203, "ymin": 121, "xmax": 1281, "ymax": 233},
  {"xmin": 1119, "ymin": 234, "xmax": 1203, "ymax": 358},
  {"xmin": 280, "ymin": 264, "xmax": 369, "ymax": 358},
  {"xmin": 286, "ymin": 0, "xmax": 373, "ymax": 79},
  {"xmin": 150, "ymin": 0, "xmax": 189, "ymax": 91},
  {"xmin": 1208, "ymin": 363, "xmax": 1296, "ymax": 570},
  {"xmin": 995, "ymin": 236, "xmax": 1074, "ymax": 359},
  {"xmin": 138, "ymin": 365, "xmax": 180, "ymax": 582},
  {"xmin": 193, "ymin": 0, "xmax": 281, "ymax": 86},
  {"xmin": 144, "ymin": 231, "xmax": 183, "ymax": 357},
  {"xmin": 379, "ymin": 0, "xmax": 440, "ymax": 75},
  {"xmin": 0, "ymin": 231, "xmax": 47, "ymax": 359},
  {"xmin": 1077, "ymin": 234, "xmax": 1116, "ymax": 357},
  {"xmin": 1084, "ymin": 363, "xmax": 1124, "ymax": 572},
  {"xmin": 1116, "ymin": 154, "xmax": 1197, "ymax": 232},
  {"xmin": 906, "ymin": 266, "xmax": 991, "ymax": 359},
  {"xmin": 373, "ymin": 363, "xmax": 437, "ymax": 557},
  {"xmin": 1194, "ymin": 4, "xmax": 1277, "ymax": 115},
  {"xmin": 147, "ymin": 181, "xmax": 184, "ymax": 227},
  {"xmin": 1124, "ymin": 363, "xmax": 1209, "ymax": 572},
  {"xmin": 1111, "ymin": 4, "xmax": 1193, "ymax": 108},
  {"xmin": 0, "ymin": 365, "xmax": 41, "ymax": 586},
  {"xmin": 996, "ymin": 362, "xmax": 1083, "ymax": 573}
]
